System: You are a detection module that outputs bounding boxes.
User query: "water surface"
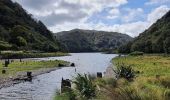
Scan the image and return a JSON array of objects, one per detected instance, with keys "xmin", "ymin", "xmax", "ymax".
[{"xmin": 0, "ymin": 53, "xmax": 117, "ymax": 100}]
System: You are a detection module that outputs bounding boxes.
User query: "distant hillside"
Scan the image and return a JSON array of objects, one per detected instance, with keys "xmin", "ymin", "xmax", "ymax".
[
  {"xmin": 119, "ymin": 10, "xmax": 170, "ymax": 54},
  {"xmin": 55, "ymin": 29, "xmax": 132, "ymax": 52},
  {"xmin": 0, "ymin": 0, "xmax": 62, "ymax": 52}
]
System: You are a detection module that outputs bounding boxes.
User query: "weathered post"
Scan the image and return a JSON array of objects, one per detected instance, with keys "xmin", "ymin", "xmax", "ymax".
[
  {"xmin": 27, "ymin": 72, "xmax": 32, "ymax": 81},
  {"xmin": 97, "ymin": 72, "xmax": 102, "ymax": 78},
  {"xmin": 5, "ymin": 60, "xmax": 9, "ymax": 67},
  {"xmin": 61, "ymin": 78, "xmax": 71, "ymax": 93},
  {"xmin": 70, "ymin": 63, "xmax": 75, "ymax": 67}
]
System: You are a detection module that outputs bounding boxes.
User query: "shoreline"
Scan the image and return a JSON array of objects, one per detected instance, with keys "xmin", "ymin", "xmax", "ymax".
[
  {"xmin": 104, "ymin": 63, "xmax": 116, "ymax": 79},
  {"xmin": 0, "ymin": 67, "xmax": 62, "ymax": 89}
]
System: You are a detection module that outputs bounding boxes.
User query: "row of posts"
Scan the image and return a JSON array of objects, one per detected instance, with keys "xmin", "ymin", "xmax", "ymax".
[{"xmin": 2, "ymin": 59, "xmax": 32, "ymax": 81}]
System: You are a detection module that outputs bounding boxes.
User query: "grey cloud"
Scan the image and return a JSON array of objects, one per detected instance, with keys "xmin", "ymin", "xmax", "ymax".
[
  {"xmin": 12, "ymin": 0, "xmax": 89, "ymax": 27},
  {"xmin": 13, "ymin": 0, "xmax": 56, "ymax": 10},
  {"xmin": 38, "ymin": 11, "xmax": 88, "ymax": 26}
]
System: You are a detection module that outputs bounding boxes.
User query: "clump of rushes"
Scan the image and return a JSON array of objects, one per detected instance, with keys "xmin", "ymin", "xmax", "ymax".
[
  {"xmin": 118, "ymin": 87, "xmax": 142, "ymax": 100},
  {"xmin": 73, "ymin": 74, "xmax": 96, "ymax": 99},
  {"xmin": 114, "ymin": 63, "xmax": 135, "ymax": 81}
]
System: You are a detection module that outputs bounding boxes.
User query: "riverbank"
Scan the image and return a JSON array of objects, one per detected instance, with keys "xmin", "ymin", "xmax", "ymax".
[
  {"xmin": 0, "ymin": 59, "xmax": 69, "ymax": 89},
  {"xmin": 110, "ymin": 55, "xmax": 170, "ymax": 100},
  {"xmin": 0, "ymin": 51, "xmax": 69, "ymax": 59},
  {"xmin": 55, "ymin": 54, "xmax": 170, "ymax": 100}
]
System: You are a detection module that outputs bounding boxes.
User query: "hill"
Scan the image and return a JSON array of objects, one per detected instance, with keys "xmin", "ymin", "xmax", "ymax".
[
  {"xmin": 55, "ymin": 29, "xmax": 132, "ymax": 52},
  {"xmin": 119, "ymin": 10, "xmax": 170, "ymax": 54},
  {"xmin": 0, "ymin": 0, "xmax": 61, "ymax": 52}
]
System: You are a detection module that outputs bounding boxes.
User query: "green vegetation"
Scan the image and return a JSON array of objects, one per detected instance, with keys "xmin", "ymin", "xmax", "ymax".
[
  {"xmin": 0, "ymin": 0, "xmax": 63, "ymax": 52},
  {"xmin": 73, "ymin": 74, "xmax": 96, "ymax": 99},
  {"xmin": 0, "ymin": 59, "xmax": 68, "ymax": 77},
  {"xmin": 55, "ymin": 55, "xmax": 170, "ymax": 100},
  {"xmin": 54, "ymin": 74, "xmax": 96, "ymax": 100},
  {"xmin": 55, "ymin": 29, "xmax": 132, "ymax": 52},
  {"xmin": 114, "ymin": 64, "xmax": 135, "ymax": 80},
  {"xmin": 118, "ymin": 10, "xmax": 170, "ymax": 54},
  {"xmin": 111, "ymin": 55, "xmax": 170, "ymax": 100},
  {"xmin": 54, "ymin": 92, "xmax": 75, "ymax": 100},
  {"xmin": 0, "ymin": 51, "xmax": 69, "ymax": 59}
]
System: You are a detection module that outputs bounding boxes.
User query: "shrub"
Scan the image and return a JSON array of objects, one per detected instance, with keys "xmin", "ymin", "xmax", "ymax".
[
  {"xmin": 73, "ymin": 74, "xmax": 96, "ymax": 99},
  {"xmin": 114, "ymin": 64, "xmax": 135, "ymax": 80},
  {"xmin": 129, "ymin": 51, "xmax": 144, "ymax": 56}
]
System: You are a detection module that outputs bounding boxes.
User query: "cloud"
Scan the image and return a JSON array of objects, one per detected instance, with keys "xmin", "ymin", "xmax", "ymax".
[
  {"xmin": 50, "ymin": 5, "xmax": 169, "ymax": 37},
  {"xmin": 49, "ymin": 21, "xmax": 150, "ymax": 37},
  {"xmin": 146, "ymin": 0, "xmax": 170, "ymax": 5},
  {"xmin": 12, "ymin": 0, "xmax": 170, "ymax": 37},
  {"xmin": 147, "ymin": 5, "xmax": 170, "ymax": 23},
  {"xmin": 107, "ymin": 8, "xmax": 120, "ymax": 19},
  {"xmin": 121, "ymin": 8, "xmax": 144, "ymax": 23},
  {"xmin": 12, "ymin": 0, "xmax": 128, "ymax": 26}
]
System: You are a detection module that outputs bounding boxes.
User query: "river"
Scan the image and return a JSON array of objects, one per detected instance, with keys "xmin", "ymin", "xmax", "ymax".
[{"xmin": 0, "ymin": 53, "xmax": 117, "ymax": 100}]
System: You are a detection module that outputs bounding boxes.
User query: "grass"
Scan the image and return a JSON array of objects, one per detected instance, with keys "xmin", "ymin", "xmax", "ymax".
[
  {"xmin": 54, "ymin": 93, "xmax": 71, "ymax": 100},
  {"xmin": 113, "ymin": 55, "xmax": 170, "ymax": 76},
  {"xmin": 54, "ymin": 74, "xmax": 96, "ymax": 100},
  {"xmin": 54, "ymin": 55, "xmax": 170, "ymax": 100},
  {"xmin": 0, "ymin": 51, "xmax": 69, "ymax": 59},
  {"xmin": 0, "ymin": 59, "xmax": 68, "ymax": 77},
  {"xmin": 111, "ymin": 55, "xmax": 170, "ymax": 100}
]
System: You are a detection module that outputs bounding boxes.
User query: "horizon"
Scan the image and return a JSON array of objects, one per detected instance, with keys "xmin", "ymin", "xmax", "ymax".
[{"xmin": 12, "ymin": 0, "xmax": 170, "ymax": 37}]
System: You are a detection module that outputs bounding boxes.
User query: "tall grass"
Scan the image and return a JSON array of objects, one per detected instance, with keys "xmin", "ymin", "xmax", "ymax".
[
  {"xmin": 73, "ymin": 74, "xmax": 96, "ymax": 99},
  {"xmin": 112, "ymin": 55, "xmax": 170, "ymax": 100}
]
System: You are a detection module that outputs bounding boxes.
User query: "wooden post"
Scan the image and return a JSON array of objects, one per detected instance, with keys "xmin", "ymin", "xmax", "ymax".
[
  {"xmin": 97, "ymin": 72, "xmax": 102, "ymax": 78},
  {"xmin": 5, "ymin": 60, "xmax": 9, "ymax": 67},
  {"xmin": 61, "ymin": 78, "xmax": 71, "ymax": 93},
  {"xmin": 70, "ymin": 63, "xmax": 75, "ymax": 67},
  {"xmin": 27, "ymin": 72, "xmax": 32, "ymax": 81}
]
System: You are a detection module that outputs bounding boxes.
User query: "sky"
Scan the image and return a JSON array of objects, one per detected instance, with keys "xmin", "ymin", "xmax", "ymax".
[{"xmin": 12, "ymin": 0, "xmax": 170, "ymax": 37}]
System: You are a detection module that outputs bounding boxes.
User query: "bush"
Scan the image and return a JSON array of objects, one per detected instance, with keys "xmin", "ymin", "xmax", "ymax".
[
  {"xmin": 115, "ymin": 64, "xmax": 135, "ymax": 80},
  {"xmin": 129, "ymin": 51, "xmax": 144, "ymax": 56},
  {"xmin": 73, "ymin": 74, "xmax": 96, "ymax": 99}
]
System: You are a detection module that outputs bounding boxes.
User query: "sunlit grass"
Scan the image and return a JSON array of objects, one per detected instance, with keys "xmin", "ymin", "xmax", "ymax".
[
  {"xmin": 0, "ymin": 60, "xmax": 68, "ymax": 77},
  {"xmin": 112, "ymin": 55, "xmax": 170, "ymax": 100}
]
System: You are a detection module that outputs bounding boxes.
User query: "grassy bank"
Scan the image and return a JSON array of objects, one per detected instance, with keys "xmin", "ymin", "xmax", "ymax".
[
  {"xmin": 54, "ymin": 55, "xmax": 170, "ymax": 100},
  {"xmin": 0, "ymin": 59, "xmax": 68, "ymax": 77},
  {"xmin": 0, "ymin": 51, "xmax": 69, "ymax": 59},
  {"xmin": 111, "ymin": 55, "xmax": 170, "ymax": 100}
]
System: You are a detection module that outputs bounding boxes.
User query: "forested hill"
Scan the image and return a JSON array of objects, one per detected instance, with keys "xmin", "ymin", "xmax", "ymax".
[
  {"xmin": 119, "ymin": 10, "xmax": 170, "ymax": 54},
  {"xmin": 55, "ymin": 29, "xmax": 132, "ymax": 52},
  {"xmin": 0, "ymin": 0, "xmax": 62, "ymax": 52}
]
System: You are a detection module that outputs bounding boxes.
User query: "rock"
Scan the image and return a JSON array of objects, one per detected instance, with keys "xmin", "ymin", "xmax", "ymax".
[
  {"xmin": 58, "ymin": 63, "xmax": 65, "ymax": 67},
  {"xmin": 2, "ymin": 70, "xmax": 6, "ymax": 74},
  {"xmin": 70, "ymin": 63, "xmax": 75, "ymax": 67}
]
